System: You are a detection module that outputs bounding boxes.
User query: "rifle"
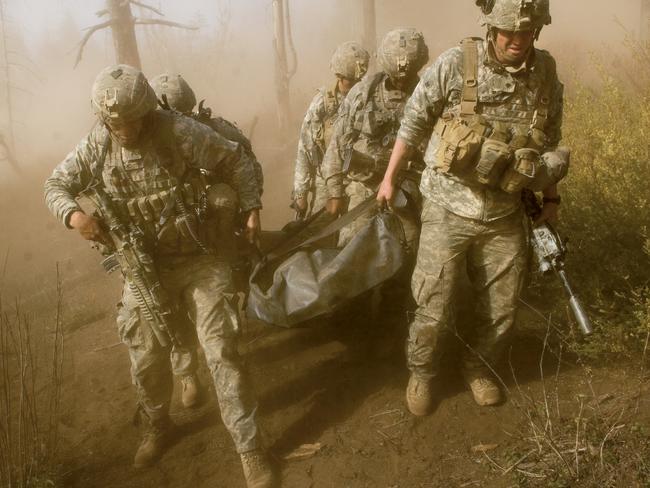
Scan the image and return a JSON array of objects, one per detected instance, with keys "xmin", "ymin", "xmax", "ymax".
[
  {"xmin": 82, "ymin": 135, "xmax": 181, "ymax": 348},
  {"xmin": 522, "ymin": 189, "xmax": 593, "ymax": 336}
]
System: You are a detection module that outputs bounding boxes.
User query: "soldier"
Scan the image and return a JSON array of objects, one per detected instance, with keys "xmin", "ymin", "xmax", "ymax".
[
  {"xmin": 44, "ymin": 65, "xmax": 274, "ymax": 488},
  {"xmin": 149, "ymin": 73, "xmax": 263, "ymax": 410},
  {"xmin": 150, "ymin": 73, "xmax": 264, "ymax": 194},
  {"xmin": 323, "ymin": 28, "xmax": 429, "ymax": 250},
  {"xmin": 292, "ymin": 41, "xmax": 370, "ymax": 218},
  {"xmin": 377, "ymin": 0, "xmax": 568, "ymax": 415}
]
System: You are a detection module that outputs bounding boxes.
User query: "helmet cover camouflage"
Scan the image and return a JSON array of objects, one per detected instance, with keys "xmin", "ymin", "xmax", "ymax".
[
  {"xmin": 91, "ymin": 64, "xmax": 157, "ymax": 122},
  {"xmin": 476, "ymin": 0, "xmax": 551, "ymax": 31},
  {"xmin": 377, "ymin": 28, "xmax": 429, "ymax": 80},
  {"xmin": 150, "ymin": 73, "xmax": 197, "ymax": 114},
  {"xmin": 330, "ymin": 42, "xmax": 370, "ymax": 81}
]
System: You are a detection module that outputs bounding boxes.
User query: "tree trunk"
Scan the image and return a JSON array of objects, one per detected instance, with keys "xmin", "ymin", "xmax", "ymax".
[
  {"xmin": 107, "ymin": 0, "xmax": 142, "ymax": 68},
  {"xmin": 361, "ymin": 0, "xmax": 377, "ymax": 71},
  {"xmin": 642, "ymin": 0, "xmax": 650, "ymax": 43},
  {"xmin": 0, "ymin": 0, "xmax": 19, "ymax": 173},
  {"xmin": 272, "ymin": 0, "xmax": 291, "ymax": 138}
]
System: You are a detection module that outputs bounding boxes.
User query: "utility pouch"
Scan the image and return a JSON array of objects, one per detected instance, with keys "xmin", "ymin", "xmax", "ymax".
[
  {"xmin": 475, "ymin": 138, "xmax": 511, "ymax": 187},
  {"xmin": 500, "ymin": 148, "xmax": 539, "ymax": 194},
  {"xmin": 433, "ymin": 117, "xmax": 482, "ymax": 174},
  {"xmin": 527, "ymin": 147, "xmax": 570, "ymax": 192}
]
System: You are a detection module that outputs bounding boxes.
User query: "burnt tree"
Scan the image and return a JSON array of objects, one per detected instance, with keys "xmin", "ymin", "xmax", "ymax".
[
  {"xmin": 272, "ymin": 0, "xmax": 297, "ymax": 139},
  {"xmin": 75, "ymin": 0, "xmax": 196, "ymax": 69},
  {"xmin": 361, "ymin": 0, "xmax": 377, "ymax": 71},
  {"xmin": 643, "ymin": 0, "xmax": 650, "ymax": 43}
]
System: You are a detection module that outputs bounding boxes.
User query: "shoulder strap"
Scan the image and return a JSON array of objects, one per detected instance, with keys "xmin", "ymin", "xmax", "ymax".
[
  {"xmin": 263, "ymin": 194, "xmax": 379, "ymax": 265},
  {"xmin": 531, "ymin": 52, "xmax": 557, "ymax": 132},
  {"xmin": 365, "ymin": 72, "xmax": 385, "ymax": 107},
  {"xmin": 460, "ymin": 37, "xmax": 480, "ymax": 117},
  {"xmin": 92, "ymin": 130, "xmax": 112, "ymax": 181}
]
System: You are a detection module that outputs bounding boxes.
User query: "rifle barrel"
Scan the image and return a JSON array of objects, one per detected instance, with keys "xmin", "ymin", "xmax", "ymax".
[{"xmin": 557, "ymin": 269, "xmax": 593, "ymax": 336}]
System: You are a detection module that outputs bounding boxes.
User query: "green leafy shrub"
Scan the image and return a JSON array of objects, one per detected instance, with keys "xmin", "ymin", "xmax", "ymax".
[{"xmin": 557, "ymin": 46, "xmax": 650, "ymax": 356}]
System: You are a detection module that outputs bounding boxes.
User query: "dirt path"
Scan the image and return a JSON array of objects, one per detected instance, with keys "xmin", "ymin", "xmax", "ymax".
[
  {"xmin": 3, "ymin": 173, "xmax": 649, "ymax": 488},
  {"xmin": 53, "ymin": 293, "xmax": 649, "ymax": 488}
]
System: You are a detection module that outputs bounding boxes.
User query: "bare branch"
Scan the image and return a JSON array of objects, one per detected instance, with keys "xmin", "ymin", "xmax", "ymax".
[
  {"xmin": 284, "ymin": 0, "xmax": 298, "ymax": 79},
  {"xmin": 133, "ymin": 18, "xmax": 198, "ymax": 30},
  {"xmin": 129, "ymin": 1, "xmax": 165, "ymax": 17},
  {"xmin": 95, "ymin": 8, "xmax": 109, "ymax": 17},
  {"xmin": 74, "ymin": 20, "xmax": 114, "ymax": 68}
]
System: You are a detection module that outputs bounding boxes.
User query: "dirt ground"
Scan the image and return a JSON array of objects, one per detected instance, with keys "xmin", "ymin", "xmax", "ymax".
[{"xmin": 2, "ymin": 170, "xmax": 649, "ymax": 488}]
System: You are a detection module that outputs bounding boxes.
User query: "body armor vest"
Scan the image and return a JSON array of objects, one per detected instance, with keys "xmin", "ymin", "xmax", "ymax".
[
  {"xmin": 430, "ymin": 38, "xmax": 557, "ymax": 193},
  {"xmin": 100, "ymin": 111, "xmax": 211, "ymax": 256},
  {"xmin": 348, "ymin": 73, "xmax": 410, "ymax": 183}
]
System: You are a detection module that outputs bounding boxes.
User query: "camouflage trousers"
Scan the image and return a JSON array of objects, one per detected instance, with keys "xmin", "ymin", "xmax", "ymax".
[
  {"xmin": 116, "ymin": 254, "xmax": 260, "ymax": 453},
  {"xmin": 407, "ymin": 198, "xmax": 528, "ymax": 380},
  {"xmin": 337, "ymin": 179, "xmax": 420, "ymax": 250}
]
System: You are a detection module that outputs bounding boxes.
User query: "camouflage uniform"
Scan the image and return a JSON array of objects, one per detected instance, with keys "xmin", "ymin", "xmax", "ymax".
[
  {"xmin": 398, "ymin": 38, "xmax": 564, "ymax": 379},
  {"xmin": 293, "ymin": 42, "xmax": 369, "ymax": 216},
  {"xmin": 198, "ymin": 113, "xmax": 264, "ymax": 195},
  {"xmin": 322, "ymin": 72, "xmax": 422, "ymax": 248},
  {"xmin": 44, "ymin": 110, "xmax": 263, "ymax": 454},
  {"xmin": 150, "ymin": 73, "xmax": 264, "ymax": 385},
  {"xmin": 293, "ymin": 83, "xmax": 345, "ymax": 212}
]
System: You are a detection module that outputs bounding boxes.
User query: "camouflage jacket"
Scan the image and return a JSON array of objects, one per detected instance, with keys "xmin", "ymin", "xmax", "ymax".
[
  {"xmin": 398, "ymin": 38, "xmax": 564, "ymax": 222},
  {"xmin": 293, "ymin": 82, "xmax": 345, "ymax": 198},
  {"xmin": 45, "ymin": 111, "xmax": 262, "ymax": 231},
  {"xmin": 323, "ymin": 72, "xmax": 416, "ymax": 198},
  {"xmin": 200, "ymin": 114, "xmax": 264, "ymax": 194}
]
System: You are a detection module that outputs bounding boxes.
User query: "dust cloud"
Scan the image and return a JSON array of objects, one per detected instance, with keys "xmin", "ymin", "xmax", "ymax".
[{"xmin": 0, "ymin": 0, "xmax": 643, "ymax": 241}]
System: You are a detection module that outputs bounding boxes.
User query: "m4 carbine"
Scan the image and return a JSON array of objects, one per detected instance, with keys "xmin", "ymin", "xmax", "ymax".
[
  {"xmin": 522, "ymin": 190, "xmax": 593, "ymax": 336},
  {"xmin": 82, "ymin": 179, "xmax": 181, "ymax": 349}
]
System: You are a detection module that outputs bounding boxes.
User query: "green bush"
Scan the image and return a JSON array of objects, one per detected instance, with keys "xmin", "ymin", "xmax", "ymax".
[{"xmin": 557, "ymin": 47, "xmax": 650, "ymax": 356}]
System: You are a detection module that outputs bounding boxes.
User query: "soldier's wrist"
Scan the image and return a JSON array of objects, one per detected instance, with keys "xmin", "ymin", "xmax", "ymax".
[
  {"xmin": 65, "ymin": 209, "xmax": 85, "ymax": 229},
  {"xmin": 542, "ymin": 196, "xmax": 561, "ymax": 205}
]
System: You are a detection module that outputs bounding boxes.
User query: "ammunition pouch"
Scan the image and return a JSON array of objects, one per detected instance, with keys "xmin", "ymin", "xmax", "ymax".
[
  {"xmin": 432, "ymin": 116, "xmax": 483, "ymax": 174},
  {"xmin": 475, "ymin": 138, "xmax": 512, "ymax": 188},
  {"xmin": 500, "ymin": 148, "xmax": 539, "ymax": 194},
  {"xmin": 346, "ymin": 144, "xmax": 391, "ymax": 183}
]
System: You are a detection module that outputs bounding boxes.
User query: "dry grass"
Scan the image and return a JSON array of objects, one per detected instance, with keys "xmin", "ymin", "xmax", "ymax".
[{"xmin": 0, "ymin": 264, "xmax": 65, "ymax": 488}]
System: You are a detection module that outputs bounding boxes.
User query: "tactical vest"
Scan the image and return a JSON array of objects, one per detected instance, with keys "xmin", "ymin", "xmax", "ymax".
[
  {"xmin": 100, "ymin": 112, "xmax": 214, "ymax": 256},
  {"xmin": 348, "ymin": 72, "xmax": 409, "ymax": 183},
  {"xmin": 430, "ymin": 38, "xmax": 557, "ymax": 193}
]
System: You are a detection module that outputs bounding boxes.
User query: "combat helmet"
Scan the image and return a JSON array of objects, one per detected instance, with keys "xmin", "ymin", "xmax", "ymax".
[
  {"xmin": 377, "ymin": 28, "xmax": 429, "ymax": 80},
  {"xmin": 330, "ymin": 42, "xmax": 370, "ymax": 81},
  {"xmin": 476, "ymin": 0, "xmax": 551, "ymax": 32},
  {"xmin": 150, "ymin": 73, "xmax": 197, "ymax": 114},
  {"xmin": 91, "ymin": 64, "xmax": 157, "ymax": 122}
]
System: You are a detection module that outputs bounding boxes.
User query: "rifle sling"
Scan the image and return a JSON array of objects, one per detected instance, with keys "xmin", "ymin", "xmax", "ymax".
[{"xmin": 264, "ymin": 194, "xmax": 379, "ymax": 265}]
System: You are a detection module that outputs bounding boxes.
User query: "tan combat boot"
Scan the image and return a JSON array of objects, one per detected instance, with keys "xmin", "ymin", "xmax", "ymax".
[
  {"xmin": 463, "ymin": 370, "xmax": 502, "ymax": 406},
  {"xmin": 405, "ymin": 373, "xmax": 433, "ymax": 416},
  {"xmin": 180, "ymin": 374, "xmax": 201, "ymax": 408},
  {"xmin": 240, "ymin": 449, "xmax": 275, "ymax": 488},
  {"xmin": 133, "ymin": 417, "xmax": 171, "ymax": 468}
]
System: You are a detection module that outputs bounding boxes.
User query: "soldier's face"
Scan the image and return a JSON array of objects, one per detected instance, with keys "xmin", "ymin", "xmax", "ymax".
[
  {"xmin": 106, "ymin": 117, "xmax": 144, "ymax": 148},
  {"xmin": 494, "ymin": 29, "xmax": 535, "ymax": 65}
]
